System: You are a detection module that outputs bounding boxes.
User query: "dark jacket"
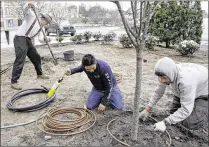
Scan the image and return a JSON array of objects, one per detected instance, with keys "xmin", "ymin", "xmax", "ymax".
[{"xmin": 71, "ymin": 59, "xmax": 117, "ymax": 101}]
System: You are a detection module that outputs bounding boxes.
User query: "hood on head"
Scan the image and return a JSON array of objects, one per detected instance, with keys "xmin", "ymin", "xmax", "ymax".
[{"xmin": 154, "ymin": 57, "xmax": 177, "ymax": 82}]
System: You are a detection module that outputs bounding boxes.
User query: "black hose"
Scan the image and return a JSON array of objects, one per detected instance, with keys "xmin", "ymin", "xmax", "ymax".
[
  {"xmin": 7, "ymin": 86, "xmax": 56, "ymax": 112},
  {"xmin": 1, "ymin": 65, "xmax": 12, "ymax": 75}
]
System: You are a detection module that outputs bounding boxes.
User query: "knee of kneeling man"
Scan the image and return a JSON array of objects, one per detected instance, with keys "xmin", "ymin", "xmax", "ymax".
[
  {"xmin": 181, "ymin": 120, "xmax": 201, "ymax": 130},
  {"xmin": 86, "ymin": 104, "xmax": 95, "ymax": 110},
  {"xmin": 114, "ymin": 104, "xmax": 124, "ymax": 110}
]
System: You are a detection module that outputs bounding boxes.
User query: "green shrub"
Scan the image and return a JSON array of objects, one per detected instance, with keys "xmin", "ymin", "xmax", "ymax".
[
  {"xmin": 93, "ymin": 32, "xmax": 102, "ymax": 41},
  {"xmin": 176, "ymin": 40, "xmax": 200, "ymax": 56},
  {"xmin": 70, "ymin": 34, "xmax": 83, "ymax": 44},
  {"xmin": 119, "ymin": 34, "xmax": 133, "ymax": 48},
  {"xmin": 83, "ymin": 31, "xmax": 92, "ymax": 42},
  {"xmin": 145, "ymin": 35, "xmax": 159, "ymax": 50},
  {"xmin": 101, "ymin": 32, "xmax": 116, "ymax": 44},
  {"xmin": 56, "ymin": 36, "xmax": 64, "ymax": 43},
  {"xmin": 70, "ymin": 36, "xmax": 77, "ymax": 42}
]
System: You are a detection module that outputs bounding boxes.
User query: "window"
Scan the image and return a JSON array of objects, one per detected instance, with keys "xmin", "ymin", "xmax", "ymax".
[
  {"xmin": 5, "ymin": 7, "xmax": 13, "ymax": 16},
  {"xmin": 5, "ymin": 7, "xmax": 9, "ymax": 15},
  {"xmin": 8, "ymin": 19, "xmax": 13, "ymax": 27},
  {"xmin": 18, "ymin": 19, "xmax": 22, "ymax": 26}
]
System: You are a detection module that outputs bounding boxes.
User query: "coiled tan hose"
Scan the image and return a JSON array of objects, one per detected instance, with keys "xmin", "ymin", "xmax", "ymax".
[{"xmin": 36, "ymin": 107, "xmax": 96, "ymax": 136}]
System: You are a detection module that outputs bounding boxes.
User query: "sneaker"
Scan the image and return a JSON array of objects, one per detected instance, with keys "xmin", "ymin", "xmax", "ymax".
[
  {"xmin": 37, "ymin": 74, "xmax": 49, "ymax": 79},
  {"xmin": 11, "ymin": 82, "xmax": 22, "ymax": 90}
]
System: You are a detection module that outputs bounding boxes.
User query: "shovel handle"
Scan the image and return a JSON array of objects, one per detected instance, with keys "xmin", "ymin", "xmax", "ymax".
[{"xmin": 32, "ymin": 7, "xmax": 58, "ymax": 65}]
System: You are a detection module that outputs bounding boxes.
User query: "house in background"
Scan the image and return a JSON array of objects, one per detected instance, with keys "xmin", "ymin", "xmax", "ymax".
[{"xmin": 1, "ymin": 1, "xmax": 21, "ymax": 31}]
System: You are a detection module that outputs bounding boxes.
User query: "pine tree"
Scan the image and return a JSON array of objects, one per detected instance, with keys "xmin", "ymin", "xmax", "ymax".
[
  {"xmin": 149, "ymin": 1, "xmax": 203, "ymax": 47},
  {"xmin": 150, "ymin": 1, "xmax": 179, "ymax": 47}
]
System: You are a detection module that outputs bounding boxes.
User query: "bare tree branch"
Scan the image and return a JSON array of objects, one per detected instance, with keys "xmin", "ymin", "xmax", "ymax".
[
  {"xmin": 134, "ymin": 1, "xmax": 138, "ymax": 32},
  {"xmin": 113, "ymin": 1, "xmax": 137, "ymax": 47},
  {"xmin": 126, "ymin": 21, "xmax": 138, "ymax": 39},
  {"xmin": 138, "ymin": 2, "xmax": 143, "ymax": 39},
  {"xmin": 142, "ymin": 2, "xmax": 151, "ymax": 40},
  {"xmin": 131, "ymin": 1, "xmax": 138, "ymax": 34},
  {"xmin": 112, "ymin": 1, "xmax": 137, "ymax": 38},
  {"xmin": 36, "ymin": 1, "xmax": 45, "ymax": 15},
  {"xmin": 139, "ymin": 1, "xmax": 147, "ymax": 39},
  {"xmin": 7, "ymin": 1, "xmax": 26, "ymax": 20}
]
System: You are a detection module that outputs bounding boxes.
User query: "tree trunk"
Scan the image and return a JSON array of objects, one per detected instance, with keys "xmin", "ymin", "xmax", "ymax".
[
  {"xmin": 131, "ymin": 42, "xmax": 144, "ymax": 140},
  {"xmin": 166, "ymin": 40, "xmax": 170, "ymax": 48}
]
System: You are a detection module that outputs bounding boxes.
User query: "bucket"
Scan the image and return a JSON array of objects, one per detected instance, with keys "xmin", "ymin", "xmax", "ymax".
[{"xmin": 63, "ymin": 50, "xmax": 74, "ymax": 61}]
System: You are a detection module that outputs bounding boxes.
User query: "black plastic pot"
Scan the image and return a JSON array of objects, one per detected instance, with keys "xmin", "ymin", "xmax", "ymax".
[{"xmin": 63, "ymin": 50, "xmax": 74, "ymax": 61}]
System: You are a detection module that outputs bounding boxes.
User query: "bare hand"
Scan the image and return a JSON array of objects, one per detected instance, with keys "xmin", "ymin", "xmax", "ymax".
[
  {"xmin": 98, "ymin": 104, "xmax": 105, "ymax": 111},
  {"xmin": 65, "ymin": 66, "xmax": 71, "ymax": 76},
  {"xmin": 28, "ymin": 2, "xmax": 35, "ymax": 10}
]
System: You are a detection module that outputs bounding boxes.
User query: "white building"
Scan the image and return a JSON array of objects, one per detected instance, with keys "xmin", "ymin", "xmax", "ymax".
[{"xmin": 1, "ymin": 1, "xmax": 21, "ymax": 31}]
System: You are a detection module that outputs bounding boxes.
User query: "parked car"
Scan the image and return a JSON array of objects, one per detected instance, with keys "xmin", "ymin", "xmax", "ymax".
[{"xmin": 44, "ymin": 23, "xmax": 76, "ymax": 36}]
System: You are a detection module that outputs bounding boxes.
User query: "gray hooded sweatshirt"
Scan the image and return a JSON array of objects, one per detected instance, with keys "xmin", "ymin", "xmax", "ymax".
[{"xmin": 148, "ymin": 57, "xmax": 208, "ymax": 125}]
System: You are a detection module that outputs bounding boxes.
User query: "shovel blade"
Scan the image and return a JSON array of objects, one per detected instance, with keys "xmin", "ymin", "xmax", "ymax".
[{"xmin": 53, "ymin": 58, "xmax": 58, "ymax": 65}]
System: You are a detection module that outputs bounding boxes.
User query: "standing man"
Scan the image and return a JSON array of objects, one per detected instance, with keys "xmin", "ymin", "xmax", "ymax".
[
  {"xmin": 139, "ymin": 57, "xmax": 208, "ymax": 132},
  {"xmin": 65, "ymin": 54, "xmax": 124, "ymax": 111},
  {"xmin": 11, "ymin": 2, "xmax": 52, "ymax": 90}
]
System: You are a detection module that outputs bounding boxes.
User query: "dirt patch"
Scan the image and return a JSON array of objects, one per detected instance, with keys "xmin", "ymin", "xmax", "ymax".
[
  {"xmin": 1, "ymin": 42, "xmax": 208, "ymax": 146},
  {"xmin": 67, "ymin": 110, "xmax": 208, "ymax": 146}
]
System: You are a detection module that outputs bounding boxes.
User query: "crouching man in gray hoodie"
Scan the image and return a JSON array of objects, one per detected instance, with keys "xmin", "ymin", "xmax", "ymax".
[{"xmin": 139, "ymin": 57, "xmax": 208, "ymax": 132}]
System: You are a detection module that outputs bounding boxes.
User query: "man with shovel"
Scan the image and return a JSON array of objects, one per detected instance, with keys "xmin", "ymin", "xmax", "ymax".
[
  {"xmin": 65, "ymin": 54, "xmax": 124, "ymax": 111},
  {"xmin": 11, "ymin": 2, "xmax": 52, "ymax": 90},
  {"xmin": 139, "ymin": 57, "xmax": 208, "ymax": 132}
]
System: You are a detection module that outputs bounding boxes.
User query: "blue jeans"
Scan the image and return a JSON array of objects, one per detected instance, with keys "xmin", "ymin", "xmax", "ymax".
[{"xmin": 86, "ymin": 85, "xmax": 124, "ymax": 110}]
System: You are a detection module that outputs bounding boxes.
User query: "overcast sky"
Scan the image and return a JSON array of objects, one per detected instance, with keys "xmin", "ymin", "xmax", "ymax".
[{"xmin": 64, "ymin": 1, "xmax": 208, "ymax": 13}]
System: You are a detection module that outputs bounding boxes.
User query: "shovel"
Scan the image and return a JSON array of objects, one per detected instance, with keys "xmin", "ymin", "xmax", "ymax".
[{"xmin": 32, "ymin": 8, "xmax": 58, "ymax": 65}]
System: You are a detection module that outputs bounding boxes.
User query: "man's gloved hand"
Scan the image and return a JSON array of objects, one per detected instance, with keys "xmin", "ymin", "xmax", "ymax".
[
  {"xmin": 28, "ymin": 2, "xmax": 35, "ymax": 10},
  {"xmin": 98, "ymin": 104, "xmax": 106, "ymax": 111},
  {"xmin": 65, "ymin": 66, "xmax": 71, "ymax": 76},
  {"xmin": 154, "ymin": 121, "xmax": 166, "ymax": 132},
  {"xmin": 139, "ymin": 107, "xmax": 151, "ymax": 121}
]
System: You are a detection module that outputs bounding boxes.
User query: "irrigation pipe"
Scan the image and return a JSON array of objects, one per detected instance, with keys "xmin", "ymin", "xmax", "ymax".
[
  {"xmin": 1, "ymin": 65, "xmax": 12, "ymax": 75},
  {"xmin": 7, "ymin": 86, "xmax": 56, "ymax": 112},
  {"xmin": 107, "ymin": 115, "xmax": 172, "ymax": 146},
  {"xmin": 36, "ymin": 107, "xmax": 96, "ymax": 136},
  {"xmin": 1, "ymin": 115, "xmax": 44, "ymax": 129},
  {"xmin": 107, "ymin": 119, "xmax": 130, "ymax": 146}
]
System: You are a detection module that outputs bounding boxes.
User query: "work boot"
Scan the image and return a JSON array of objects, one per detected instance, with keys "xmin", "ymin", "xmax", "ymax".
[
  {"xmin": 11, "ymin": 82, "xmax": 22, "ymax": 90},
  {"xmin": 37, "ymin": 74, "xmax": 49, "ymax": 79}
]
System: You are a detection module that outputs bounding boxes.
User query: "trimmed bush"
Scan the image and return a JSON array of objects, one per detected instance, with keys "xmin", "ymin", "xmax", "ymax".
[
  {"xmin": 83, "ymin": 31, "xmax": 92, "ymax": 42},
  {"xmin": 56, "ymin": 36, "xmax": 64, "ymax": 43},
  {"xmin": 71, "ymin": 34, "xmax": 83, "ymax": 44},
  {"xmin": 145, "ymin": 35, "xmax": 159, "ymax": 50},
  {"xmin": 119, "ymin": 34, "xmax": 133, "ymax": 48},
  {"xmin": 176, "ymin": 40, "xmax": 200, "ymax": 56},
  {"xmin": 108, "ymin": 32, "xmax": 116, "ymax": 38},
  {"xmin": 101, "ymin": 32, "xmax": 116, "ymax": 44},
  {"xmin": 70, "ymin": 36, "xmax": 77, "ymax": 42},
  {"xmin": 93, "ymin": 32, "xmax": 102, "ymax": 41}
]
